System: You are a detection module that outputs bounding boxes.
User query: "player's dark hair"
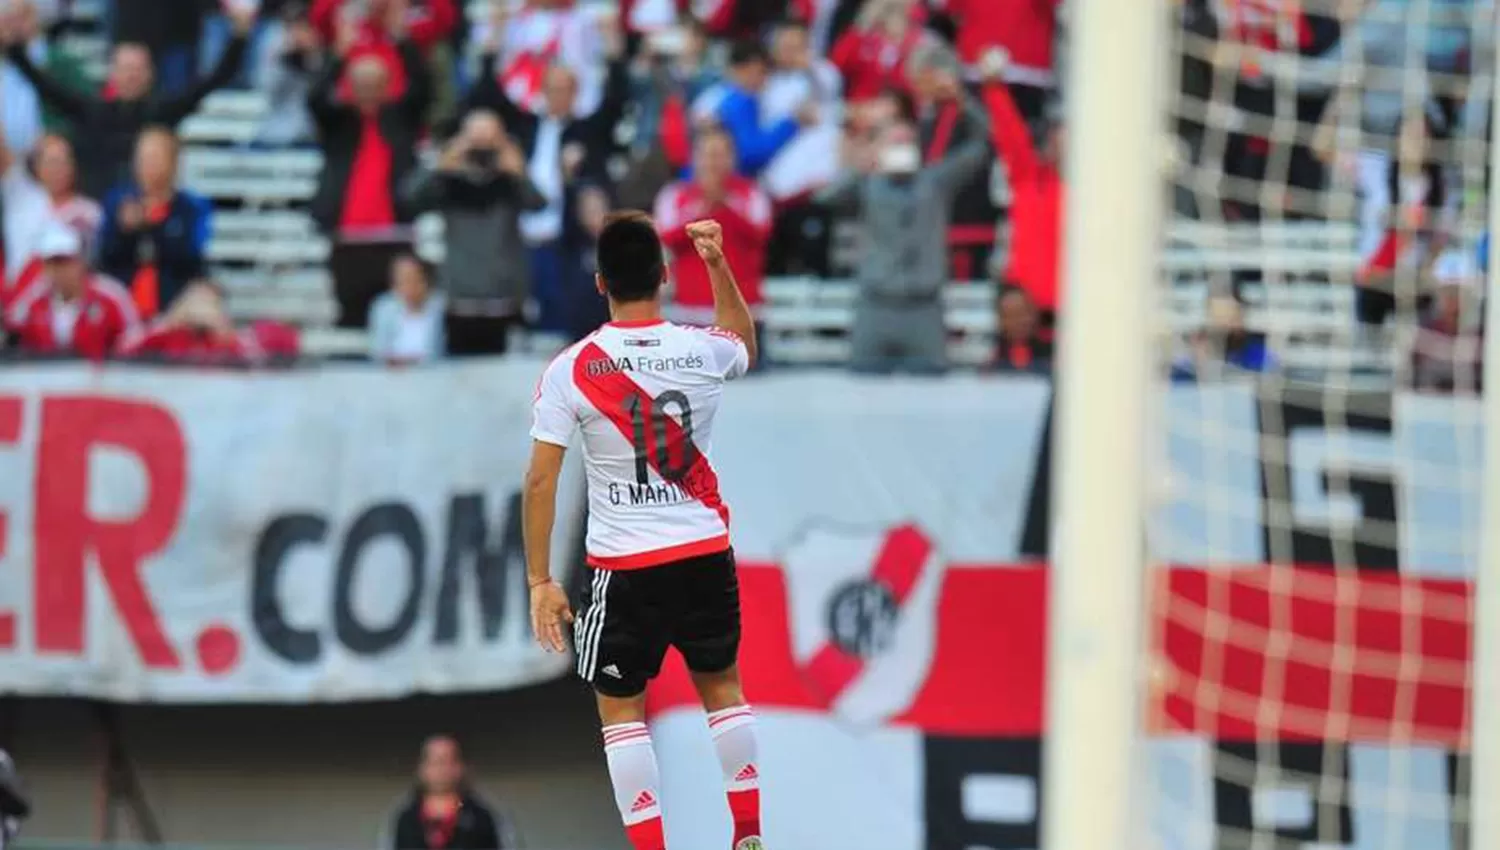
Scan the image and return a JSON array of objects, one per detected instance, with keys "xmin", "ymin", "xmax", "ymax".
[
  {"xmin": 729, "ymin": 40, "xmax": 769, "ymax": 69},
  {"xmin": 596, "ymin": 211, "xmax": 665, "ymax": 304}
]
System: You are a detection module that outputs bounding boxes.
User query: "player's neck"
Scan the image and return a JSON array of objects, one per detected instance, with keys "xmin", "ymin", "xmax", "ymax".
[{"xmin": 609, "ymin": 301, "xmax": 663, "ymax": 326}]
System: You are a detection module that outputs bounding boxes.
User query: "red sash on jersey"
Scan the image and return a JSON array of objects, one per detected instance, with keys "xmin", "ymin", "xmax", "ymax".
[{"xmin": 572, "ymin": 342, "xmax": 731, "ymax": 568}]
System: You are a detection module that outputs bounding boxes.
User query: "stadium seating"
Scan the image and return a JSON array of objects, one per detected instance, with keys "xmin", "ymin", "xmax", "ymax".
[{"xmin": 50, "ymin": 1, "xmax": 1421, "ymax": 372}]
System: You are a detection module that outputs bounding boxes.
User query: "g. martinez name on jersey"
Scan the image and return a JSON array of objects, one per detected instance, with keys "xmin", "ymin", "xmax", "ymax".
[{"xmin": 585, "ymin": 353, "xmax": 707, "ymax": 378}]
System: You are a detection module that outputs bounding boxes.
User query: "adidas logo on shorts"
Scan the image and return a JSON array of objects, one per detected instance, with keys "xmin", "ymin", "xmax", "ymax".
[
  {"xmin": 734, "ymin": 763, "xmax": 759, "ymax": 782},
  {"xmin": 601, "ymin": 664, "xmax": 623, "ymax": 678},
  {"xmin": 631, "ymin": 791, "xmax": 657, "ymax": 814}
]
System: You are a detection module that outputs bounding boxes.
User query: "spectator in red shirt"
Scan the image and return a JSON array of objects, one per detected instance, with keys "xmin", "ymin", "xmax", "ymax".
[
  {"xmin": 653, "ymin": 128, "xmax": 771, "ymax": 327},
  {"xmin": 309, "ymin": 0, "xmax": 455, "ymax": 101},
  {"xmin": 1, "ymin": 133, "xmax": 102, "ymax": 306},
  {"xmin": 5, "ymin": 225, "xmax": 139, "ymax": 359},
  {"xmin": 828, "ymin": 0, "xmax": 923, "ymax": 104},
  {"xmin": 115, "ymin": 280, "xmax": 268, "ymax": 366},
  {"xmin": 981, "ymin": 51, "xmax": 1062, "ymax": 325},
  {"xmin": 931, "ymin": 0, "xmax": 1059, "ymax": 120},
  {"xmin": 310, "ymin": 14, "xmax": 431, "ymax": 329}
]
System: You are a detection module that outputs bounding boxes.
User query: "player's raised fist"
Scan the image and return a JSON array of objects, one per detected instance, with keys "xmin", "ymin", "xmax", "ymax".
[{"xmin": 686, "ymin": 220, "xmax": 724, "ymax": 264}]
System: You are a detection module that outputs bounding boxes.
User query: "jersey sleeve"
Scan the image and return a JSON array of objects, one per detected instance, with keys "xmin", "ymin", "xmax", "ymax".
[
  {"xmin": 701, "ymin": 327, "xmax": 751, "ymax": 380},
  {"xmin": 530, "ymin": 355, "xmax": 579, "ymax": 447}
]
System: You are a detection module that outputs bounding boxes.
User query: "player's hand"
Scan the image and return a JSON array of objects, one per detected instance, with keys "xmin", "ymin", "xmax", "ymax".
[
  {"xmin": 686, "ymin": 220, "xmax": 724, "ymax": 264},
  {"xmin": 530, "ymin": 580, "xmax": 574, "ymax": 653}
]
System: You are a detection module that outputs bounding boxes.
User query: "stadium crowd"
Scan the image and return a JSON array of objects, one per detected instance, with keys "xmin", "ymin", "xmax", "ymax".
[{"xmin": 0, "ymin": 0, "xmax": 1488, "ymax": 383}]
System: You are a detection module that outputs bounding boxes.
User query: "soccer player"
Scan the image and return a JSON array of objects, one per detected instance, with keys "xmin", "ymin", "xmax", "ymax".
[{"xmin": 523, "ymin": 212, "xmax": 764, "ymax": 850}]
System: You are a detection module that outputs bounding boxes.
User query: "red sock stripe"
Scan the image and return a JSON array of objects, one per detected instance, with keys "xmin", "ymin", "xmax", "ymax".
[
  {"xmin": 604, "ymin": 733, "xmax": 651, "ymax": 750},
  {"xmin": 708, "ymin": 708, "xmax": 754, "ymax": 728},
  {"xmin": 603, "ymin": 725, "xmax": 651, "ymax": 746}
]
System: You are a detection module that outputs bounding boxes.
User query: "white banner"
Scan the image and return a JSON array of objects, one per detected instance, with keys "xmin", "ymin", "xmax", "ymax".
[{"xmin": 0, "ymin": 361, "xmax": 584, "ymax": 701}]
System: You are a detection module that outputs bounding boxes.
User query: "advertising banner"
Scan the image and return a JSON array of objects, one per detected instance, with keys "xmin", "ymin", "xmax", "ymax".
[{"xmin": 0, "ymin": 361, "xmax": 584, "ymax": 701}]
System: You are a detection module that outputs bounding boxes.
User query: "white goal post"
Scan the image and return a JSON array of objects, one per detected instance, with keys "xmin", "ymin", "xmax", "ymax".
[{"xmin": 1044, "ymin": 0, "xmax": 1170, "ymax": 849}]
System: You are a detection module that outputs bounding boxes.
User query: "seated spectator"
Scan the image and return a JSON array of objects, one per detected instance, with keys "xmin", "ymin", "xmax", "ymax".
[
  {"xmin": 471, "ymin": 22, "xmax": 628, "ymax": 333},
  {"xmin": 560, "ymin": 181, "xmax": 612, "ymax": 341},
  {"xmin": 0, "ymin": 4, "xmax": 253, "ymax": 198},
  {"xmin": 310, "ymin": 17, "xmax": 431, "ymax": 329},
  {"xmin": 1410, "ymin": 247, "xmax": 1484, "ymax": 394},
  {"xmin": 309, "ymin": 0, "xmax": 455, "ymax": 102},
  {"xmin": 489, "ymin": 0, "xmax": 606, "ymax": 116},
  {"xmin": 368, "ymin": 254, "xmax": 446, "ymax": 365},
  {"xmin": 815, "ymin": 92, "xmax": 990, "ymax": 375},
  {"xmin": 0, "ymin": 0, "xmax": 89, "ymax": 154},
  {"xmin": 116, "ymin": 280, "xmax": 269, "ymax": 365},
  {"xmin": 1171, "ymin": 295, "xmax": 1274, "ymax": 382},
  {"xmin": 693, "ymin": 41, "xmax": 816, "ymax": 178},
  {"xmin": 5, "ymin": 224, "xmax": 139, "ymax": 359},
  {"xmin": 401, "ymin": 109, "xmax": 543, "ymax": 356},
  {"xmin": 654, "ymin": 129, "xmax": 771, "ymax": 327},
  {"xmin": 98, "ymin": 127, "xmax": 211, "ymax": 320},
  {"xmin": 828, "ymin": 0, "xmax": 924, "ymax": 104},
  {"xmin": 992, "ymin": 284, "xmax": 1052, "ymax": 373},
  {"xmin": 388, "ymin": 736, "xmax": 516, "ymax": 850},
  {"xmin": 255, "ymin": 9, "xmax": 323, "ymax": 148},
  {"xmin": 0, "ymin": 133, "xmax": 101, "ymax": 302},
  {"xmin": 981, "ymin": 50, "xmax": 1061, "ymax": 328}
]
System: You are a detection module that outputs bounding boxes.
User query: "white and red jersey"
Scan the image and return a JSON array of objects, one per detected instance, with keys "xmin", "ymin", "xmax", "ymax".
[{"xmin": 531, "ymin": 319, "xmax": 750, "ymax": 570}]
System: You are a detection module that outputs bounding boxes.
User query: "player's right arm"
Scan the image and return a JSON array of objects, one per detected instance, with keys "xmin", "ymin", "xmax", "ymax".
[
  {"xmin": 524, "ymin": 358, "xmax": 578, "ymax": 653},
  {"xmin": 686, "ymin": 219, "xmax": 759, "ymax": 367}
]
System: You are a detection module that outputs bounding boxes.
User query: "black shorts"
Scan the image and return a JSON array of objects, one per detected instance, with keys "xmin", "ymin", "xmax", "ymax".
[{"xmin": 572, "ymin": 548, "xmax": 742, "ymax": 698}]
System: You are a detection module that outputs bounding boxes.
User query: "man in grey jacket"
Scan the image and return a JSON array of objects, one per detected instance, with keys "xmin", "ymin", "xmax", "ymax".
[
  {"xmin": 402, "ymin": 109, "xmax": 546, "ymax": 356},
  {"xmin": 816, "ymin": 91, "xmax": 992, "ymax": 374}
]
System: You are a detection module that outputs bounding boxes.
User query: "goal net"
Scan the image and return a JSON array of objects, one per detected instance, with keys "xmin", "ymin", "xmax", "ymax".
[{"xmin": 1136, "ymin": 0, "xmax": 1496, "ymax": 849}]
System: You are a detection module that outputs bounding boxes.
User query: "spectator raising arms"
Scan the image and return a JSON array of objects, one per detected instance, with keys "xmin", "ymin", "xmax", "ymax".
[
  {"xmin": 98, "ymin": 128, "xmax": 212, "ymax": 320},
  {"xmin": 981, "ymin": 49, "xmax": 1062, "ymax": 327},
  {"xmin": 655, "ymin": 128, "xmax": 771, "ymax": 327},
  {"xmin": 6, "ymin": 225, "xmax": 139, "ymax": 359},
  {"xmin": 0, "ymin": 3, "xmax": 254, "ymax": 198},
  {"xmin": 470, "ymin": 15, "xmax": 629, "ymax": 333},
  {"xmin": 368, "ymin": 253, "xmax": 446, "ymax": 365},
  {"xmin": 0, "ymin": 133, "xmax": 101, "ymax": 302},
  {"xmin": 816, "ymin": 88, "xmax": 990, "ymax": 375},
  {"xmin": 0, "ymin": 0, "xmax": 90, "ymax": 154},
  {"xmin": 310, "ymin": 8, "xmax": 431, "ymax": 329},
  {"xmin": 401, "ymin": 109, "xmax": 544, "ymax": 356},
  {"xmin": 308, "ymin": 0, "xmax": 455, "ymax": 100}
]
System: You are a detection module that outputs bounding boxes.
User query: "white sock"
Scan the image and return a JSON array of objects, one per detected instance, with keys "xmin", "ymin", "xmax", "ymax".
[
  {"xmin": 602, "ymin": 722, "xmax": 664, "ymax": 828},
  {"xmin": 707, "ymin": 705, "xmax": 762, "ymax": 842}
]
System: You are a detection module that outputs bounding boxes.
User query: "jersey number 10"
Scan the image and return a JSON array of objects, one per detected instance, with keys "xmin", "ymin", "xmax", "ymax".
[{"xmin": 621, "ymin": 391, "xmax": 698, "ymax": 485}]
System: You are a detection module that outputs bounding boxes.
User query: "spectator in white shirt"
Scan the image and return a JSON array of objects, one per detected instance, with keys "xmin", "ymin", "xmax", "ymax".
[
  {"xmin": 368, "ymin": 253, "xmax": 446, "ymax": 365},
  {"xmin": 0, "ymin": 132, "xmax": 101, "ymax": 290}
]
